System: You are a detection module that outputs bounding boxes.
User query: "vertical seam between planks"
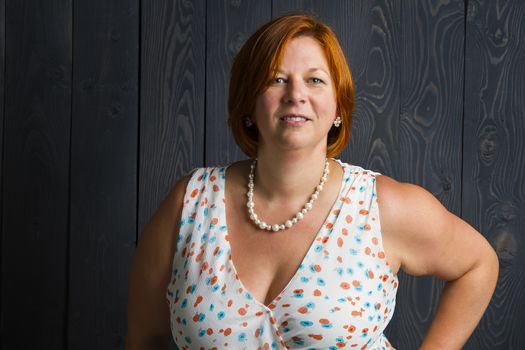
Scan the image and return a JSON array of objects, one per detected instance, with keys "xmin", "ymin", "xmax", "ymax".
[
  {"xmin": 398, "ymin": 0, "xmax": 402, "ymax": 178},
  {"xmin": 0, "ymin": 0, "xmax": 5, "ymax": 342},
  {"xmin": 65, "ymin": 0, "xmax": 74, "ymax": 347},
  {"xmin": 136, "ymin": 0, "xmax": 142, "ymax": 245},
  {"xmin": 203, "ymin": 0, "xmax": 207, "ymax": 167},
  {"xmin": 461, "ymin": 0, "xmax": 467, "ymax": 218}
]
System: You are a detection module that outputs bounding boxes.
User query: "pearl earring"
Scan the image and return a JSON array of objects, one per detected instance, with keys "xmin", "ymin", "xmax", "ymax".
[
  {"xmin": 244, "ymin": 117, "xmax": 253, "ymax": 127},
  {"xmin": 333, "ymin": 116, "xmax": 342, "ymax": 127}
]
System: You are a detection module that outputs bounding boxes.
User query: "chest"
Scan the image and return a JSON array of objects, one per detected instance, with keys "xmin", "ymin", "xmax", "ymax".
[{"xmin": 225, "ymin": 188, "xmax": 338, "ymax": 307}]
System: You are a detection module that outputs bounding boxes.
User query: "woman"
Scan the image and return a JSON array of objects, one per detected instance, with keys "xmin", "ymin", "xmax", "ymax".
[{"xmin": 127, "ymin": 13, "xmax": 499, "ymax": 349}]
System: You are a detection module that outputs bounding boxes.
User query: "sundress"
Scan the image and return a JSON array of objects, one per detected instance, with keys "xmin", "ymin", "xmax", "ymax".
[{"xmin": 166, "ymin": 159, "xmax": 398, "ymax": 349}]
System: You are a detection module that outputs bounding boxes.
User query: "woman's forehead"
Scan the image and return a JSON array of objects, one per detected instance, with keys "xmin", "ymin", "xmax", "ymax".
[{"xmin": 278, "ymin": 37, "xmax": 331, "ymax": 71}]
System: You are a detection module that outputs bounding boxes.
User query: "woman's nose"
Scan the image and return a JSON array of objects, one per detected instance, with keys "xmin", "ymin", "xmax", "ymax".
[{"xmin": 283, "ymin": 80, "xmax": 306, "ymax": 104}]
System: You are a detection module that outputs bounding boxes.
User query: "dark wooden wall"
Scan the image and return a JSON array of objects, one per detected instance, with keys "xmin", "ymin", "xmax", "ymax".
[{"xmin": 1, "ymin": 0, "xmax": 523, "ymax": 349}]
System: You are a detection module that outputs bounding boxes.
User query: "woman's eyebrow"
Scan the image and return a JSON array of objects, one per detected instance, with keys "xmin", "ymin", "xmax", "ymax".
[{"xmin": 276, "ymin": 67, "xmax": 330, "ymax": 75}]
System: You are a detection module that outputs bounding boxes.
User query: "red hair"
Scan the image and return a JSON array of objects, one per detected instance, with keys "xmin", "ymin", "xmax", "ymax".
[{"xmin": 228, "ymin": 13, "xmax": 354, "ymax": 158}]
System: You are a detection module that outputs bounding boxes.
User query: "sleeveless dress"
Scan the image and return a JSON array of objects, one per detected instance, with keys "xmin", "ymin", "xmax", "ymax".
[{"xmin": 166, "ymin": 159, "xmax": 398, "ymax": 349}]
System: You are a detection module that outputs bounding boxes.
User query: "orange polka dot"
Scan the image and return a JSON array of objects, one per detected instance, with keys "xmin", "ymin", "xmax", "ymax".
[
  {"xmin": 378, "ymin": 251, "xmax": 385, "ymax": 259},
  {"xmin": 313, "ymin": 289, "xmax": 322, "ymax": 296},
  {"xmin": 313, "ymin": 265, "xmax": 322, "ymax": 272},
  {"xmin": 213, "ymin": 184, "xmax": 219, "ymax": 192},
  {"xmin": 340, "ymin": 282, "xmax": 350, "ymax": 289},
  {"xmin": 211, "ymin": 217, "xmax": 218, "ymax": 225},
  {"xmin": 364, "ymin": 224, "xmax": 371, "ymax": 231},
  {"xmin": 191, "ymin": 189, "xmax": 199, "ymax": 197},
  {"xmin": 337, "ymin": 237, "xmax": 344, "ymax": 247},
  {"xmin": 298, "ymin": 306, "xmax": 308, "ymax": 314},
  {"xmin": 224, "ymin": 328, "xmax": 232, "ymax": 336},
  {"xmin": 359, "ymin": 209, "xmax": 369, "ymax": 215},
  {"xmin": 365, "ymin": 247, "xmax": 371, "ymax": 255},
  {"xmin": 372, "ymin": 237, "xmax": 379, "ymax": 245},
  {"xmin": 308, "ymin": 334, "xmax": 323, "ymax": 340},
  {"xmin": 194, "ymin": 295, "xmax": 203, "ymax": 307},
  {"xmin": 319, "ymin": 318, "xmax": 330, "ymax": 324},
  {"xmin": 345, "ymin": 215, "xmax": 353, "ymax": 223},
  {"xmin": 238, "ymin": 307, "xmax": 247, "ymax": 316}
]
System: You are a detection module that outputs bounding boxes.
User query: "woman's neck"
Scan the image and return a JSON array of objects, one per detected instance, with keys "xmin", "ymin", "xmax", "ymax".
[{"xmin": 253, "ymin": 150, "xmax": 330, "ymax": 204}]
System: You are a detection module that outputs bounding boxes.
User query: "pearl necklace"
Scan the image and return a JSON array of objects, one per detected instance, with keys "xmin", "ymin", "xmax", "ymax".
[{"xmin": 246, "ymin": 158, "xmax": 330, "ymax": 232}]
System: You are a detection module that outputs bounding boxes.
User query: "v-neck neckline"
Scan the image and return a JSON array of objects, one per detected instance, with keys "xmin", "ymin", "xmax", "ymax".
[{"xmin": 221, "ymin": 158, "xmax": 350, "ymax": 311}]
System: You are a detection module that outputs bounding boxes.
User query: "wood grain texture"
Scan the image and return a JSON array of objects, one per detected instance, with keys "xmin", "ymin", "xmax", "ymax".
[
  {"xmin": 388, "ymin": 1, "xmax": 466, "ymax": 349},
  {"xmin": 140, "ymin": 0, "xmax": 206, "ymax": 233},
  {"xmin": 463, "ymin": 0, "xmax": 525, "ymax": 348},
  {"xmin": 205, "ymin": 0, "xmax": 271, "ymax": 166},
  {"xmin": 1, "ymin": 0, "xmax": 72, "ymax": 348},
  {"xmin": 68, "ymin": 1, "xmax": 139, "ymax": 349}
]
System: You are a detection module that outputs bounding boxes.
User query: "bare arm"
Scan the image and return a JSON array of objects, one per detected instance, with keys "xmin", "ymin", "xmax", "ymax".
[
  {"xmin": 376, "ymin": 175, "xmax": 499, "ymax": 350},
  {"xmin": 125, "ymin": 174, "xmax": 191, "ymax": 350}
]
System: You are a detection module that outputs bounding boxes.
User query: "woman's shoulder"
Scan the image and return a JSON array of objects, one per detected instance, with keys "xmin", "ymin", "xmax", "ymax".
[{"xmin": 374, "ymin": 173, "xmax": 461, "ymax": 275}]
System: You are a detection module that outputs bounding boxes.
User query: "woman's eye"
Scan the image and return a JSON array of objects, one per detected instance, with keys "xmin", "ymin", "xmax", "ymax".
[
  {"xmin": 310, "ymin": 77, "xmax": 324, "ymax": 84},
  {"xmin": 274, "ymin": 77, "xmax": 286, "ymax": 84}
]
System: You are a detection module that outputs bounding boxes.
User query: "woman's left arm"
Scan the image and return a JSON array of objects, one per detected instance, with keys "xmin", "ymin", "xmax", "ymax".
[{"xmin": 376, "ymin": 175, "xmax": 499, "ymax": 350}]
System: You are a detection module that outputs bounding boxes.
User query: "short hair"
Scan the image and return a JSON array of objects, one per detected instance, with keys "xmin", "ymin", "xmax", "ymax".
[{"xmin": 228, "ymin": 13, "xmax": 354, "ymax": 158}]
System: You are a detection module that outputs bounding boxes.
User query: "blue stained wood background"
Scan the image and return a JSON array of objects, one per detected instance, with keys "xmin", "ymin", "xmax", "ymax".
[{"xmin": 1, "ymin": 0, "xmax": 524, "ymax": 349}]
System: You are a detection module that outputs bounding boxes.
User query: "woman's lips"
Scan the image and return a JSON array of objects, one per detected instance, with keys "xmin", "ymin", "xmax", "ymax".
[{"xmin": 279, "ymin": 114, "xmax": 309, "ymax": 126}]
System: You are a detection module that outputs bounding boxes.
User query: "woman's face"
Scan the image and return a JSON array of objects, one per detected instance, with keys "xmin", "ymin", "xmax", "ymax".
[{"xmin": 253, "ymin": 35, "xmax": 338, "ymax": 155}]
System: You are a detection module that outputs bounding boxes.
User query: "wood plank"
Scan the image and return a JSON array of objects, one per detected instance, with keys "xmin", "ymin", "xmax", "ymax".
[
  {"xmin": 1, "ymin": 0, "xmax": 72, "ymax": 348},
  {"xmin": 463, "ymin": 0, "xmax": 525, "ymax": 348},
  {"xmin": 205, "ymin": 0, "xmax": 271, "ymax": 166},
  {"xmin": 140, "ymin": 0, "xmax": 206, "ymax": 234},
  {"xmin": 68, "ymin": 1, "xmax": 139, "ymax": 348},
  {"xmin": 389, "ymin": 1, "xmax": 465, "ymax": 348},
  {"xmin": 0, "ymin": 0, "xmax": 4, "ymax": 326}
]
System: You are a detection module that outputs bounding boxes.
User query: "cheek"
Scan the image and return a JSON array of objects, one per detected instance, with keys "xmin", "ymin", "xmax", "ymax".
[{"xmin": 255, "ymin": 92, "xmax": 281, "ymax": 119}]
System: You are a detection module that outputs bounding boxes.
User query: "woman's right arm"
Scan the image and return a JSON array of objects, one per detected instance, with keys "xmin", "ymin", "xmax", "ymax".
[{"xmin": 125, "ymin": 174, "xmax": 192, "ymax": 350}]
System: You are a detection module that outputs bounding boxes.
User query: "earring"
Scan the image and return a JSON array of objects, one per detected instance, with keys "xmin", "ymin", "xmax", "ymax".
[
  {"xmin": 244, "ymin": 117, "xmax": 253, "ymax": 127},
  {"xmin": 333, "ymin": 116, "xmax": 342, "ymax": 128}
]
